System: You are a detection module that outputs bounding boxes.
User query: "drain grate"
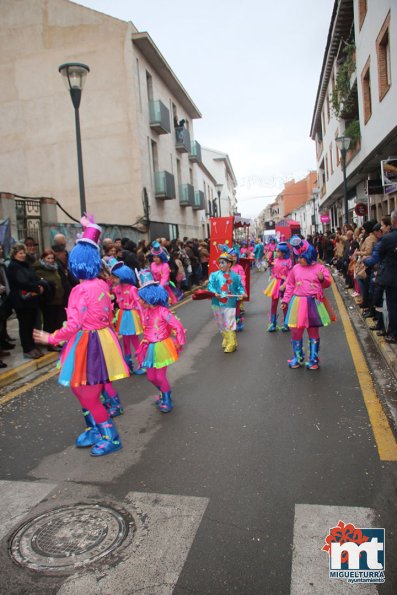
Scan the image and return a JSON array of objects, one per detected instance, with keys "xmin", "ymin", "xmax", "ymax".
[{"xmin": 9, "ymin": 503, "xmax": 133, "ymax": 573}]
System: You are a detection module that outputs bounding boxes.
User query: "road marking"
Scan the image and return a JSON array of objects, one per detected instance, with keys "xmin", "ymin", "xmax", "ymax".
[
  {"xmin": 0, "ymin": 480, "xmax": 57, "ymax": 540},
  {"xmin": 332, "ymin": 282, "xmax": 397, "ymax": 461},
  {"xmin": 0, "ymin": 368, "xmax": 58, "ymax": 407},
  {"xmin": 291, "ymin": 504, "xmax": 378, "ymax": 594},
  {"xmin": 58, "ymin": 491, "xmax": 209, "ymax": 594}
]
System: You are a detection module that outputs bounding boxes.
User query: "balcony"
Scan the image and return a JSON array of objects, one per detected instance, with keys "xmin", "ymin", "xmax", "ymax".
[
  {"xmin": 179, "ymin": 183, "xmax": 195, "ymax": 207},
  {"xmin": 175, "ymin": 126, "xmax": 191, "ymax": 153},
  {"xmin": 193, "ymin": 190, "xmax": 204, "ymax": 210},
  {"xmin": 154, "ymin": 171, "xmax": 176, "ymax": 200},
  {"xmin": 189, "ymin": 140, "xmax": 202, "ymax": 163},
  {"xmin": 149, "ymin": 100, "xmax": 171, "ymax": 134}
]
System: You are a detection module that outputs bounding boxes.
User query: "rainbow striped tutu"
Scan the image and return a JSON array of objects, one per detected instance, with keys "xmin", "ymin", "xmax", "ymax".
[
  {"xmin": 57, "ymin": 327, "xmax": 129, "ymax": 387},
  {"xmin": 115, "ymin": 308, "xmax": 143, "ymax": 336},
  {"xmin": 284, "ymin": 295, "xmax": 336, "ymax": 328},
  {"xmin": 136, "ymin": 337, "xmax": 179, "ymax": 369},
  {"xmin": 263, "ymin": 278, "xmax": 282, "ymax": 299}
]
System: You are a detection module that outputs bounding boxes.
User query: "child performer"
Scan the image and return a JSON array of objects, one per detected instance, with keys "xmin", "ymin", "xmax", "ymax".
[
  {"xmin": 263, "ymin": 242, "xmax": 292, "ymax": 332},
  {"xmin": 281, "ymin": 237, "xmax": 335, "ymax": 370},
  {"xmin": 149, "ymin": 241, "xmax": 182, "ymax": 304},
  {"xmin": 207, "ymin": 247, "xmax": 247, "ymax": 353},
  {"xmin": 109, "ymin": 258, "xmax": 145, "ymax": 375},
  {"xmin": 134, "ymin": 270, "xmax": 186, "ymax": 413},
  {"xmin": 230, "ymin": 248, "xmax": 247, "ymax": 331},
  {"xmin": 33, "ymin": 216, "xmax": 129, "ymax": 456}
]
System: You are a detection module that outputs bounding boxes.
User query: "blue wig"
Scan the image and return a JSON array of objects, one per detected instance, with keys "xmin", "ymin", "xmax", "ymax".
[
  {"xmin": 138, "ymin": 284, "xmax": 169, "ymax": 307},
  {"xmin": 69, "ymin": 242, "xmax": 101, "ymax": 280},
  {"xmin": 276, "ymin": 243, "xmax": 290, "ymax": 258},
  {"xmin": 148, "ymin": 251, "xmax": 168, "ymax": 263},
  {"xmin": 299, "ymin": 244, "xmax": 318, "ymax": 265},
  {"xmin": 113, "ymin": 264, "xmax": 137, "ymax": 285}
]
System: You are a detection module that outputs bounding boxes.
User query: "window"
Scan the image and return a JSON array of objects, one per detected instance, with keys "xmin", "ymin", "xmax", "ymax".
[
  {"xmin": 146, "ymin": 71, "xmax": 153, "ymax": 102},
  {"xmin": 329, "ymin": 143, "xmax": 333, "ymax": 175},
  {"xmin": 361, "ymin": 58, "xmax": 372, "ymax": 123},
  {"xmin": 325, "ymin": 155, "xmax": 329, "ymax": 181},
  {"xmin": 326, "ymin": 93, "xmax": 330, "ymax": 122},
  {"xmin": 335, "ymin": 130, "xmax": 340, "ymax": 167},
  {"xmin": 358, "ymin": 0, "xmax": 367, "ymax": 30},
  {"xmin": 376, "ymin": 12, "xmax": 391, "ymax": 101}
]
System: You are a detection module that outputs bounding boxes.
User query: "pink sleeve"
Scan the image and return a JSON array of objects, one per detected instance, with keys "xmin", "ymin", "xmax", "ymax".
[
  {"xmin": 320, "ymin": 265, "xmax": 331, "ymax": 289},
  {"xmin": 48, "ymin": 287, "xmax": 81, "ymax": 344},
  {"xmin": 159, "ymin": 264, "xmax": 170, "ymax": 286},
  {"xmin": 162, "ymin": 309, "xmax": 186, "ymax": 345},
  {"xmin": 282, "ymin": 267, "xmax": 296, "ymax": 304},
  {"xmin": 239, "ymin": 266, "xmax": 246, "ymax": 290}
]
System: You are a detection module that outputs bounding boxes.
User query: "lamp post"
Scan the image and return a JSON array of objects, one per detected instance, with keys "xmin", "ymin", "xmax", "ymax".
[
  {"xmin": 215, "ymin": 183, "xmax": 223, "ymax": 217},
  {"xmin": 58, "ymin": 62, "xmax": 90, "ymax": 215},
  {"xmin": 336, "ymin": 135, "xmax": 351, "ymax": 225}
]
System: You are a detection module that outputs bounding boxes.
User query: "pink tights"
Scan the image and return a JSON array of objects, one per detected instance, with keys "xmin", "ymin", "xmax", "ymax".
[
  {"xmin": 291, "ymin": 327, "xmax": 320, "ymax": 340},
  {"xmin": 122, "ymin": 334, "xmax": 140, "ymax": 356},
  {"xmin": 146, "ymin": 366, "xmax": 170, "ymax": 392},
  {"xmin": 71, "ymin": 384, "xmax": 108, "ymax": 423},
  {"xmin": 271, "ymin": 298, "xmax": 287, "ymax": 319}
]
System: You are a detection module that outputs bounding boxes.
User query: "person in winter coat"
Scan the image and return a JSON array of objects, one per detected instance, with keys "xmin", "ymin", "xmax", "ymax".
[{"xmin": 34, "ymin": 248, "xmax": 65, "ymax": 348}]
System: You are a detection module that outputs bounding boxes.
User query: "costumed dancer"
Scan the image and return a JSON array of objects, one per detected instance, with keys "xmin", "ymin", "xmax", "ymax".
[
  {"xmin": 263, "ymin": 242, "xmax": 292, "ymax": 332},
  {"xmin": 230, "ymin": 247, "xmax": 247, "ymax": 331},
  {"xmin": 281, "ymin": 236, "xmax": 335, "ymax": 370},
  {"xmin": 33, "ymin": 216, "xmax": 129, "ymax": 456},
  {"xmin": 264, "ymin": 237, "xmax": 277, "ymax": 272},
  {"xmin": 109, "ymin": 257, "xmax": 145, "ymax": 375},
  {"xmin": 149, "ymin": 241, "xmax": 182, "ymax": 304},
  {"xmin": 207, "ymin": 247, "xmax": 247, "ymax": 353},
  {"xmin": 135, "ymin": 269, "xmax": 186, "ymax": 413}
]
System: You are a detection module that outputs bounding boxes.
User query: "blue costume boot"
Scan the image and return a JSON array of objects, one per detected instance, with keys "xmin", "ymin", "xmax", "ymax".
[
  {"xmin": 267, "ymin": 313, "xmax": 277, "ymax": 332},
  {"xmin": 124, "ymin": 354, "xmax": 134, "ymax": 374},
  {"xmin": 281, "ymin": 320, "xmax": 290, "ymax": 332},
  {"xmin": 75, "ymin": 409, "xmax": 102, "ymax": 448},
  {"xmin": 102, "ymin": 390, "xmax": 124, "ymax": 418},
  {"xmin": 288, "ymin": 339, "xmax": 304, "ymax": 368},
  {"xmin": 306, "ymin": 338, "xmax": 320, "ymax": 370},
  {"xmin": 158, "ymin": 391, "xmax": 173, "ymax": 413},
  {"xmin": 90, "ymin": 419, "xmax": 122, "ymax": 456}
]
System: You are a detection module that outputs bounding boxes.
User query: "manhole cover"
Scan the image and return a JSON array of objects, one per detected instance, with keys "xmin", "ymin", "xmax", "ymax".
[{"xmin": 9, "ymin": 503, "xmax": 133, "ymax": 573}]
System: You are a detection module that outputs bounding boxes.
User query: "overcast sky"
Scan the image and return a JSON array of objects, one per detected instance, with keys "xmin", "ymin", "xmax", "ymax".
[{"xmin": 73, "ymin": 0, "xmax": 334, "ymax": 219}]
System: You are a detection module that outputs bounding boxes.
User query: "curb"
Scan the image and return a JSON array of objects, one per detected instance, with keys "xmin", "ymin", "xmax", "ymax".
[{"xmin": 0, "ymin": 352, "xmax": 59, "ymax": 389}]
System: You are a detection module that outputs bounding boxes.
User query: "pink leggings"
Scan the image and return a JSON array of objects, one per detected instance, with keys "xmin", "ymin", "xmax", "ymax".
[
  {"xmin": 122, "ymin": 334, "xmax": 140, "ymax": 356},
  {"xmin": 146, "ymin": 366, "xmax": 170, "ymax": 392},
  {"xmin": 291, "ymin": 327, "xmax": 320, "ymax": 340},
  {"xmin": 71, "ymin": 384, "xmax": 108, "ymax": 423},
  {"xmin": 271, "ymin": 297, "xmax": 287, "ymax": 319}
]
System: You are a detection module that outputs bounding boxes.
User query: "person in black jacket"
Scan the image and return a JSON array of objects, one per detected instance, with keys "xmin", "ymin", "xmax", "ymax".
[
  {"xmin": 6, "ymin": 243, "xmax": 45, "ymax": 358},
  {"xmin": 376, "ymin": 210, "xmax": 397, "ymax": 343}
]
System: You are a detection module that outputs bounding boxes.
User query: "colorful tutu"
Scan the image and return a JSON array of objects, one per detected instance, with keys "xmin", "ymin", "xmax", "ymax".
[
  {"xmin": 136, "ymin": 337, "xmax": 179, "ymax": 369},
  {"xmin": 115, "ymin": 308, "xmax": 143, "ymax": 336},
  {"xmin": 284, "ymin": 295, "xmax": 336, "ymax": 328},
  {"xmin": 58, "ymin": 327, "xmax": 129, "ymax": 387},
  {"xmin": 263, "ymin": 278, "xmax": 282, "ymax": 299}
]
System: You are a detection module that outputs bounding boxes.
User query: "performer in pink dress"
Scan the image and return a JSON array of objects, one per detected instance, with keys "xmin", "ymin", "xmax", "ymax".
[
  {"xmin": 33, "ymin": 216, "xmax": 129, "ymax": 456},
  {"xmin": 263, "ymin": 242, "xmax": 292, "ymax": 332},
  {"xmin": 135, "ymin": 270, "xmax": 186, "ymax": 413},
  {"xmin": 149, "ymin": 241, "xmax": 182, "ymax": 304},
  {"xmin": 281, "ymin": 237, "xmax": 335, "ymax": 370},
  {"xmin": 230, "ymin": 248, "xmax": 247, "ymax": 331}
]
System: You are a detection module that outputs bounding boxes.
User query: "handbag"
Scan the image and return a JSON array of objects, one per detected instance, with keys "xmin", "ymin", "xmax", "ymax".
[{"xmin": 355, "ymin": 260, "xmax": 367, "ymax": 280}]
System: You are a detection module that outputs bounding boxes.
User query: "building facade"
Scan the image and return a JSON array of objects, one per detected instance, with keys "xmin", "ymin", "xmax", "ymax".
[
  {"xmin": 0, "ymin": 0, "xmax": 235, "ymax": 244},
  {"xmin": 310, "ymin": 0, "xmax": 397, "ymax": 229}
]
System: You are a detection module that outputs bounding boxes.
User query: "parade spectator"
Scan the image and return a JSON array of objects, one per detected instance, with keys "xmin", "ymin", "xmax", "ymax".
[
  {"xmin": 53, "ymin": 233, "xmax": 67, "ymax": 249},
  {"xmin": 0, "ymin": 243, "xmax": 15, "ymax": 351},
  {"xmin": 121, "ymin": 238, "xmax": 141, "ymax": 271},
  {"xmin": 199, "ymin": 241, "xmax": 210, "ymax": 280},
  {"xmin": 322, "ymin": 232, "xmax": 335, "ymax": 265},
  {"xmin": 52, "ymin": 244, "xmax": 78, "ymax": 305},
  {"xmin": 375, "ymin": 210, "xmax": 397, "ymax": 343},
  {"xmin": 354, "ymin": 220, "xmax": 378, "ymax": 312},
  {"xmin": 6, "ymin": 243, "xmax": 45, "ymax": 359},
  {"xmin": 24, "ymin": 237, "xmax": 39, "ymax": 265},
  {"xmin": 34, "ymin": 249, "xmax": 65, "ymax": 349},
  {"xmin": 185, "ymin": 240, "xmax": 202, "ymax": 286}
]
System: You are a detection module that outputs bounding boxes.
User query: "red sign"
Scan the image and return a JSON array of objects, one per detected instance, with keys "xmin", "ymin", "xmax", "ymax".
[{"xmin": 354, "ymin": 202, "xmax": 368, "ymax": 216}]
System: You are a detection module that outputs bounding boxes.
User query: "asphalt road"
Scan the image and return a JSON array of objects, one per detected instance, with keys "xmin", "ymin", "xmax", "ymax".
[{"xmin": 0, "ymin": 271, "xmax": 396, "ymax": 594}]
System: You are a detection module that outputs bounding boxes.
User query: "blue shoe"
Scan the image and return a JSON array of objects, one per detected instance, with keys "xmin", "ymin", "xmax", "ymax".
[
  {"xmin": 288, "ymin": 340, "xmax": 304, "ymax": 368},
  {"xmin": 124, "ymin": 354, "xmax": 134, "ymax": 374},
  {"xmin": 306, "ymin": 338, "xmax": 320, "ymax": 370},
  {"xmin": 281, "ymin": 324, "xmax": 290, "ymax": 332},
  {"xmin": 267, "ymin": 313, "xmax": 277, "ymax": 333},
  {"xmin": 102, "ymin": 390, "xmax": 124, "ymax": 417},
  {"xmin": 133, "ymin": 367, "xmax": 146, "ymax": 375},
  {"xmin": 76, "ymin": 409, "xmax": 102, "ymax": 447},
  {"xmin": 158, "ymin": 391, "xmax": 173, "ymax": 413},
  {"xmin": 90, "ymin": 419, "xmax": 122, "ymax": 456}
]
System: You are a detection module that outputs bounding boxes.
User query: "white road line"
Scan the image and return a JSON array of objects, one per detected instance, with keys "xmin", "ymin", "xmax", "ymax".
[
  {"xmin": 291, "ymin": 504, "xmax": 379, "ymax": 594},
  {"xmin": 58, "ymin": 491, "xmax": 209, "ymax": 594},
  {"xmin": 0, "ymin": 480, "xmax": 57, "ymax": 540}
]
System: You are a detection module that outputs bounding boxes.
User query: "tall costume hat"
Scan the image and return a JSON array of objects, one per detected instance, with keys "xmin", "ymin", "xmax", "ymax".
[
  {"xmin": 69, "ymin": 214, "xmax": 102, "ymax": 280},
  {"xmin": 217, "ymin": 244, "xmax": 234, "ymax": 263},
  {"xmin": 135, "ymin": 268, "xmax": 159, "ymax": 288},
  {"xmin": 108, "ymin": 257, "xmax": 123, "ymax": 273},
  {"xmin": 149, "ymin": 241, "xmax": 169, "ymax": 262},
  {"xmin": 108, "ymin": 257, "xmax": 136, "ymax": 284},
  {"xmin": 290, "ymin": 235, "xmax": 317, "ymax": 264},
  {"xmin": 136, "ymin": 268, "xmax": 168, "ymax": 307}
]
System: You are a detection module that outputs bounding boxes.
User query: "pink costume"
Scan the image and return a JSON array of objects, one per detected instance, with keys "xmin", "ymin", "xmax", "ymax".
[
  {"xmin": 264, "ymin": 257, "xmax": 292, "ymax": 299},
  {"xmin": 231, "ymin": 263, "xmax": 246, "ymax": 292},
  {"xmin": 113, "ymin": 283, "xmax": 143, "ymax": 359},
  {"xmin": 150, "ymin": 261, "xmax": 177, "ymax": 304}
]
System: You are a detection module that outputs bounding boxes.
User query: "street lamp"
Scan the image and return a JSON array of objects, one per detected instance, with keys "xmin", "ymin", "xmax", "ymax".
[
  {"xmin": 215, "ymin": 184, "xmax": 223, "ymax": 217},
  {"xmin": 58, "ymin": 62, "xmax": 90, "ymax": 215},
  {"xmin": 336, "ymin": 135, "xmax": 351, "ymax": 225}
]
